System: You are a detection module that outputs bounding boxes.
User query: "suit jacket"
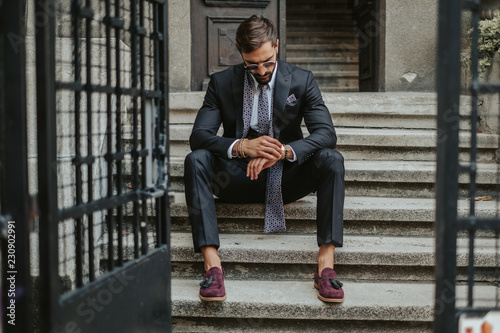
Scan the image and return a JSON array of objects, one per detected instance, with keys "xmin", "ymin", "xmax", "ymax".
[{"xmin": 189, "ymin": 60, "xmax": 337, "ymax": 165}]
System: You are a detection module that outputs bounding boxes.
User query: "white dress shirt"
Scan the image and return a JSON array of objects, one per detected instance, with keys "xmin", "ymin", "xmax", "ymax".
[{"xmin": 227, "ymin": 62, "xmax": 296, "ymax": 161}]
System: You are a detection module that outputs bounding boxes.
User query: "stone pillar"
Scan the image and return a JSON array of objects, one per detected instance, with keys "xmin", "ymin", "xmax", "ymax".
[
  {"xmin": 383, "ymin": 0, "xmax": 438, "ymax": 91},
  {"xmin": 168, "ymin": 0, "xmax": 191, "ymax": 92}
]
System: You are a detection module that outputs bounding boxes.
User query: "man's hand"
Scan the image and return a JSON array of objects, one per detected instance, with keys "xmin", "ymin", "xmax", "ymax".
[
  {"xmin": 247, "ymin": 157, "xmax": 279, "ymax": 180},
  {"xmin": 245, "ymin": 136, "xmax": 282, "ymax": 160}
]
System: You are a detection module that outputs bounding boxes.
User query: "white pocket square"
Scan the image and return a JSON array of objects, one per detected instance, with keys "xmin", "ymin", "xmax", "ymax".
[{"xmin": 286, "ymin": 94, "xmax": 297, "ymax": 105}]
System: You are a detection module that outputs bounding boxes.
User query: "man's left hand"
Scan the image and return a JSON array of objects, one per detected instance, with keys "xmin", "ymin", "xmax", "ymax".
[{"xmin": 246, "ymin": 157, "xmax": 278, "ymax": 180}]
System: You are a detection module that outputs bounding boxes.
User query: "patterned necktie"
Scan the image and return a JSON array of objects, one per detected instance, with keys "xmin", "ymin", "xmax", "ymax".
[{"xmin": 243, "ymin": 71, "xmax": 286, "ymax": 233}]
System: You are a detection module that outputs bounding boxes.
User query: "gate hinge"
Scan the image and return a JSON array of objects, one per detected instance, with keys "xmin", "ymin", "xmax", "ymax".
[{"xmin": 168, "ymin": 191, "xmax": 175, "ymax": 204}]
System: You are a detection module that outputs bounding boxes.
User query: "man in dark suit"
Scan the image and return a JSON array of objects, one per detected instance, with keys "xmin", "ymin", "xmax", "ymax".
[{"xmin": 184, "ymin": 15, "xmax": 345, "ymax": 303}]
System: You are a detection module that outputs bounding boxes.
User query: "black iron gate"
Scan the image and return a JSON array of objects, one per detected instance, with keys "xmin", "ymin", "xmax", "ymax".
[
  {"xmin": 1, "ymin": 0, "xmax": 171, "ymax": 332},
  {"xmin": 436, "ymin": 0, "xmax": 500, "ymax": 332}
]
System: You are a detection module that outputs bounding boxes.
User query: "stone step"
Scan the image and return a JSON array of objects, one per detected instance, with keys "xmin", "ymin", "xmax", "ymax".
[
  {"xmin": 287, "ymin": 0, "xmax": 350, "ymax": 4},
  {"xmin": 164, "ymin": 158, "xmax": 497, "ymax": 197},
  {"xmin": 170, "ymin": 193, "xmax": 496, "ymax": 224},
  {"xmin": 288, "ymin": 59, "xmax": 359, "ymax": 72},
  {"xmin": 287, "ymin": 32, "xmax": 358, "ymax": 45},
  {"xmin": 312, "ymin": 70, "xmax": 359, "ymax": 79},
  {"xmin": 287, "ymin": 19, "xmax": 356, "ymax": 30},
  {"xmin": 288, "ymin": 31, "xmax": 357, "ymax": 39},
  {"xmin": 286, "ymin": 50, "xmax": 358, "ymax": 59},
  {"xmin": 287, "ymin": 8, "xmax": 352, "ymax": 15},
  {"xmin": 167, "ymin": 155, "xmax": 498, "ymax": 184},
  {"xmin": 172, "ymin": 278, "xmax": 434, "ymax": 322},
  {"xmin": 288, "ymin": 55, "xmax": 359, "ymax": 64},
  {"xmin": 113, "ymin": 194, "xmax": 495, "ymax": 239},
  {"xmin": 103, "ymin": 124, "xmax": 500, "ymax": 163},
  {"xmin": 172, "ymin": 317, "xmax": 432, "ymax": 333},
  {"xmin": 318, "ymin": 86, "xmax": 360, "ymax": 93},
  {"xmin": 166, "ymin": 193, "xmax": 496, "ymax": 238},
  {"xmin": 170, "ymin": 231, "xmax": 500, "ymax": 284},
  {"xmin": 168, "ymin": 92, "xmax": 473, "ymax": 129},
  {"xmin": 170, "ymin": 232, "xmax": 499, "ymax": 278},
  {"xmin": 169, "ymin": 125, "xmax": 462, "ymax": 147},
  {"xmin": 171, "ymin": 278, "xmax": 495, "ymax": 332},
  {"xmin": 313, "ymin": 77, "xmax": 359, "ymax": 92},
  {"xmin": 287, "ymin": 44, "xmax": 358, "ymax": 58},
  {"xmin": 287, "ymin": 12, "xmax": 355, "ymax": 21},
  {"xmin": 287, "ymin": 25, "xmax": 355, "ymax": 33}
]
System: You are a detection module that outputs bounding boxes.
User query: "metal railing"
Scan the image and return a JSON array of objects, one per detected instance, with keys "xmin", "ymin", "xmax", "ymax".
[
  {"xmin": 436, "ymin": 0, "xmax": 500, "ymax": 331},
  {"xmin": 1, "ymin": 0, "xmax": 171, "ymax": 331}
]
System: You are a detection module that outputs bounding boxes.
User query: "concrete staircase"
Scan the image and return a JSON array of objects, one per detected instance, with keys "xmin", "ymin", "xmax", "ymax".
[
  {"xmin": 286, "ymin": 0, "xmax": 359, "ymax": 92},
  {"xmin": 166, "ymin": 91, "xmax": 500, "ymax": 332}
]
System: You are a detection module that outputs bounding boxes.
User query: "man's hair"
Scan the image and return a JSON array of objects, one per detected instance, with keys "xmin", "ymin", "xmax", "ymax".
[{"xmin": 236, "ymin": 15, "xmax": 277, "ymax": 54}]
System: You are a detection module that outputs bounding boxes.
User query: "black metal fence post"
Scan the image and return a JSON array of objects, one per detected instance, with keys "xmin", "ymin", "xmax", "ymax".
[
  {"xmin": 35, "ymin": 0, "xmax": 59, "ymax": 331},
  {"xmin": 0, "ymin": 1, "xmax": 33, "ymax": 332},
  {"xmin": 435, "ymin": 0, "xmax": 461, "ymax": 332}
]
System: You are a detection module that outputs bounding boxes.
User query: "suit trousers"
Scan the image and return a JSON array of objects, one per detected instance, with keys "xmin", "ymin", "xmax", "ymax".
[{"xmin": 184, "ymin": 148, "xmax": 345, "ymax": 253}]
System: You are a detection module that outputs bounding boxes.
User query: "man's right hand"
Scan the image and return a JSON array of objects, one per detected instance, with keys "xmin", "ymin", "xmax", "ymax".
[{"xmin": 244, "ymin": 136, "xmax": 282, "ymax": 160}]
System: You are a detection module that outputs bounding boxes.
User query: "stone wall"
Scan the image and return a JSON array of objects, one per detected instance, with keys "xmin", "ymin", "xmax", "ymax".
[
  {"xmin": 168, "ymin": 0, "xmax": 191, "ymax": 92},
  {"xmin": 383, "ymin": 0, "xmax": 438, "ymax": 92}
]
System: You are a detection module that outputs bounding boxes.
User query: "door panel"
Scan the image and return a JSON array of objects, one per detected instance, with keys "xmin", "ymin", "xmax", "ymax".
[{"xmin": 191, "ymin": 0, "xmax": 285, "ymax": 91}]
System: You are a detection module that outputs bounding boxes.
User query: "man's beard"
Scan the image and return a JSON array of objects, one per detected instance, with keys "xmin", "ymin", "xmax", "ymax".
[{"xmin": 253, "ymin": 70, "xmax": 273, "ymax": 84}]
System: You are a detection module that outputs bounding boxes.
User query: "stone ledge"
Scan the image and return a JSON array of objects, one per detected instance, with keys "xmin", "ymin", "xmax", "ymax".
[{"xmin": 172, "ymin": 278, "xmax": 434, "ymax": 322}]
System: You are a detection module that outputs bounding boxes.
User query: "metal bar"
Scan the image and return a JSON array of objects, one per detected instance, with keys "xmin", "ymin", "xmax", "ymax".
[
  {"xmin": 457, "ymin": 307, "xmax": 500, "ymax": 315},
  {"xmin": 55, "ymin": 81, "xmax": 162, "ymax": 98},
  {"xmin": 496, "ymin": 230, "xmax": 500, "ymax": 308},
  {"xmin": 139, "ymin": 0, "xmax": 148, "ymax": 256},
  {"xmin": 105, "ymin": 16, "xmax": 125, "ymax": 29},
  {"xmin": 58, "ymin": 191, "xmax": 142, "ymax": 221},
  {"xmin": 158, "ymin": 1, "xmax": 172, "ymax": 329},
  {"xmin": 467, "ymin": 11, "xmax": 480, "ymax": 308},
  {"xmin": 114, "ymin": 0, "xmax": 124, "ymax": 267},
  {"xmin": 72, "ymin": 0, "xmax": 84, "ymax": 288},
  {"xmin": 465, "ymin": 0, "xmax": 480, "ymax": 312},
  {"xmin": 434, "ymin": 0, "xmax": 462, "ymax": 332},
  {"xmin": 467, "ymin": 231, "xmax": 475, "ymax": 307},
  {"xmin": 105, "ymin": 0, "xmax": 114, "ymax": 272},
  {"xmin": 85, "ymin": 0, "xmax": 95, "ymax": 282},
  {"xmin": 458, "ymin": 217, "xmax": 500, "ymax": 230},
  {"xmin": 475, "ymin": 83, "xmax": 500, "ymax": 94},
  {"xmin": 131, "ymin": 0, "xmax": 140, "ymax": 259},
  {"xmin": 158, "ymin": 0, "xmax": 170, "ymax": 248},
  {"xmin": 35, "ymin": 0, "xmax": 59, "ymax": 330},
  {"xmin": 153, "ymin": 2, "xmax": 162, "ymax": 247},
  {"xmin": 0, "ymin": 1, "xmax": 33, "ymax": 332}
]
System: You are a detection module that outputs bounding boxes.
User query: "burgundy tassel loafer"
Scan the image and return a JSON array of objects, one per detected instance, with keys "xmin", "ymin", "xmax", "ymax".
[
  {"xmin": 314, "ymin": 267, "xmax": 344, "ymax": 303},
  {"xmin": 199, "ymin": 267, "xmax": 227, "ymax": 301}
]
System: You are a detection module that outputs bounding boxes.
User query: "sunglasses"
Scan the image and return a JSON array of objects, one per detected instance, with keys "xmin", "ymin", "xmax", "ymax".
[
  {"xmin": 243, "ymin": 51, "xmax": 277, "ymax": 72},
  {"xmin": 244, "ymin": 60, "xmax": 276, "ymax": 72}
]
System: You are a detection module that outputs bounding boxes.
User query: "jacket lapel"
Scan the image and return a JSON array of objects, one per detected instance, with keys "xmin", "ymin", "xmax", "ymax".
[
  {"xmin": 273, "ymin": 61, "xmax": 292, "ymax": 140},
  {"xmin": 232, "ymin": 64, "xmax": 245, "ymax": 138}
]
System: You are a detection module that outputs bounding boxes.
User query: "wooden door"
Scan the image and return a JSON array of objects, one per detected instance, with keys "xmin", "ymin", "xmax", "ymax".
[{"xmin": 190, "ymin": 0, "xmax": 285, "ymax": 91}]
